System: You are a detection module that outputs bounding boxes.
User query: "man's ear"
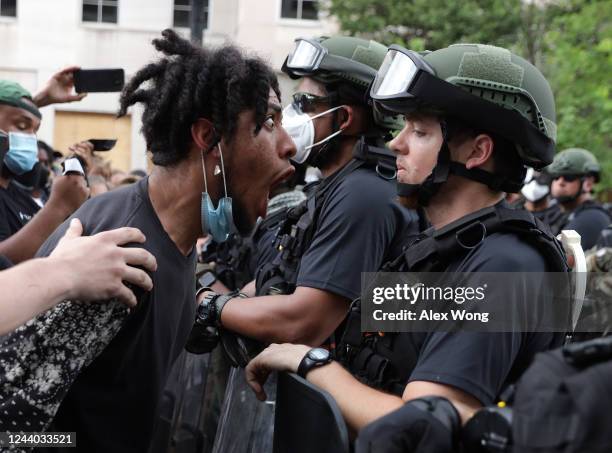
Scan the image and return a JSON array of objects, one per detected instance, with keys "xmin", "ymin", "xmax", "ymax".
[
  {"xmin": 191, "ymin": 118, "xmax": 217, "ymax": 152},
  {"xmin": 582, "ymin": 176, "xmax": 595, "ymax": 194},
  {"xmin": 465, "ymin": 133, "xmax": 494, "ymax": 170},
  {"xmin": 337, "ymin": 105, "xmax": 354, "ymax": 132}
]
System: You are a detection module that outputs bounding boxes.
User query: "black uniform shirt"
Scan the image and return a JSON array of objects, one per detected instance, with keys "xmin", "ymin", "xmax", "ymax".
[
  {"xmin": 296, "ymin": 166, "xmax": 418, "ymax": 300},
  {"xmin": 565, "ymin": 201, "xmax": 611, "ymax": 250},
  {"xmin": 406, "ymin": 230, "xmax": 565, "ymax": 405},
  {"xmin": 0, "ymin": 180, "xmax": 41, "ymax": 240}
]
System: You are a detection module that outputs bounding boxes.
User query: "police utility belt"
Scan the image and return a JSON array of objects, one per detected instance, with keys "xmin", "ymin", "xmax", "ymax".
[
  {"xmin": 255, "ymin": 138, "xmax": 397, "ymax": 297},
  {"xmin": 336, "ymin": 203, "xmax": 569, "ymax": 396}
]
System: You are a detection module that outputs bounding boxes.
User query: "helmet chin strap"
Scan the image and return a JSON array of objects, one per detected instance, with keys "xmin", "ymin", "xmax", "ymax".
[
  {"xmin": 397, "ymin": 122, "xmax": 452, "ymax": 207},
  {"xmin": 397, "ymin": 124, "xmax": 523, "ymax": 205}
]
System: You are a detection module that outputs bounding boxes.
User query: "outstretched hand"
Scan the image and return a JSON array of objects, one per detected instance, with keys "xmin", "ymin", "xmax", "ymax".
[
  {"xmin": 33, "ymin": 66, "xmax": 87, "ymax": 107},
  {"xmin": 50, "ymin": 218, "xmax": 158, "ymax": 307}
]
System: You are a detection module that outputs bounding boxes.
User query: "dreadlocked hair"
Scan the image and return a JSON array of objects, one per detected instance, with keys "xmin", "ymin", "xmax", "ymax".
[{"xmin": 118, "ymin": 29, "xmax": 280, "ymax": 166}]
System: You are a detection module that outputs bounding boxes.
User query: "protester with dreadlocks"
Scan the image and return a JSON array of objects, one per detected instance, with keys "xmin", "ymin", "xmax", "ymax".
[{"xmin": 0, "ymin": 29, "xmax": 295, "ymax": 452}]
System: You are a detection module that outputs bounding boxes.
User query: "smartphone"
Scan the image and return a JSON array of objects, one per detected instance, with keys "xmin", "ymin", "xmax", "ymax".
[
  {"xmin": 74, "ymin": 69, "xmax": 125, "ymax": 93},
  {"xmin": 88, "ymin": 139, "xmax": 117, "ymax": 152}
]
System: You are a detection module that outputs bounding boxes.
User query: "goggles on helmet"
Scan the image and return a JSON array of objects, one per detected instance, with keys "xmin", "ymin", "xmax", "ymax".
[
  {"xmin": 370, "ymin": 46, "xmax": 436, "ymax": 100},
  {"xmin": 283, "ymin": 38, "xmax": 377, "ymax": 82},
  {"xmin": 369, "ymin": 44, "xmax": 555, "ymax": 169}
]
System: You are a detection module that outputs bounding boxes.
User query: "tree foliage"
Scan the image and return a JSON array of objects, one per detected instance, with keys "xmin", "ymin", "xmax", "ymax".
[
  {"xmin": 544, "ymin": 0, "xmax": 612, "ymax": 190},
  {"xmin": 325, "ymin": 0, "xmax": 611, "ymax": 192}
]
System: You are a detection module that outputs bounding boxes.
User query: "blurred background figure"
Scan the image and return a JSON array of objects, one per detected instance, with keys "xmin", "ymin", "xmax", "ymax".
[{"xmin": 521, "ymin": 168, "xmax": 567, "ymax": 235}]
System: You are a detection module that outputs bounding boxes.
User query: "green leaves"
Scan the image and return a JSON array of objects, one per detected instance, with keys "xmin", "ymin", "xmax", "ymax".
[{"xmin": 326, "ymin": 0, "xmax": 611, "ymax": 192}]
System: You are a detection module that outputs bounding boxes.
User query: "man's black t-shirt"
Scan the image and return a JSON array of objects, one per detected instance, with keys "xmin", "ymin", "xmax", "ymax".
[
  {"xmin": 404, "ymin": 231, "xmax": 564, "ymax": 405},
  {"xmin": 294, "ymin": 166, "xmax": 418, "ymax": 300},
  {"xmin": 0, "ymin": 180, "xmax": 41, "ymax": 240},
  {"xmin": 0, "ymin": 178, "xmax": 196, "ymax": 452},
  {"xmin": 565, "ymin": 201, "xmax": 611, "ymax": 250}
]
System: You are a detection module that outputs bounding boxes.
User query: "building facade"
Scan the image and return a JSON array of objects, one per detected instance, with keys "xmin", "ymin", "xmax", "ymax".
[{"xmin": 0, "ymin": 0, "xmax": 337, "ymax": 171}]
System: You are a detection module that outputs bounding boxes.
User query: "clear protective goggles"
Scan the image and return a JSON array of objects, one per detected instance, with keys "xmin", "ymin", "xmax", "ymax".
[
  {"xmin": 370, "ymin": 45, "xmax": 436, "ymax": 101},
  {"xmin": 286, "ymin": 38, "xmax": 328, "ymax": 72},
  {"xmin": 284, "ymin": 37, "xmax": 376, "ymax": 81}
]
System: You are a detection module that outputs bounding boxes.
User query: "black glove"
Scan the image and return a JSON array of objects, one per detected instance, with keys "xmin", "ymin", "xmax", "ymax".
[
  {"xmin": 184, "ymin": 290, "xmax": 223, "ymax": 354},
  {"xmin": 355, "ymin": 396, "xmax": 460, "ymax": 453}
]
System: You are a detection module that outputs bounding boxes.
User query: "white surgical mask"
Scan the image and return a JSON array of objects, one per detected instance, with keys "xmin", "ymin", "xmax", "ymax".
[
  {"xmin": 282, "ymin": 103, "xmax": 344, "ymax": 164},
  {"xmin": 521, "ymin": 179, "xmax": 550, "ymax": 203}
]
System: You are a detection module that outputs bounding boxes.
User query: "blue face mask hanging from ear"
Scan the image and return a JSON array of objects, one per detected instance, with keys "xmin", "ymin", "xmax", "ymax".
[{"xmin": 201, "ymin": 142, "xmax": 237, "ymax": 243}]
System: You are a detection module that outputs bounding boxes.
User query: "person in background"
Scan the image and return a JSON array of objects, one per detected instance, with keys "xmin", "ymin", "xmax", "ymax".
[{"xmin": 0, "ymin": 69, "xmax": 89, "ymax": 265}]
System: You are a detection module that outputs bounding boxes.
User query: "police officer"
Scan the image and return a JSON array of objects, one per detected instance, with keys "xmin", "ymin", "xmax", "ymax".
[
  {"xmin": 521, "ymin": 168, "xmax": 567, "ymax": 235},
  {"xmin": 188, "ymin": 36, "xmax": 417, "ymax": 359},
  {"xmin": 549, "ymin": 148, "xmax": 610, "ymax": 250},
  {"xmin": 245, "ymin": 43, "xmax": 569, "ymax": 450}
]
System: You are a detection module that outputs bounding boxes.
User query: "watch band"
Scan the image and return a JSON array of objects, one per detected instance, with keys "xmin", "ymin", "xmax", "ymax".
[
  {"xmin": 214, "ymin": 291, "xmax": 243, "ymax": 328},
  {"xmin": 297, "ymin": 348, "xmax": 332, "ymax": 378}
]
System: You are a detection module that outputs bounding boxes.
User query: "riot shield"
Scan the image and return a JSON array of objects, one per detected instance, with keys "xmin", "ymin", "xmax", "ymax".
[
  {"xmin": 149, "ymin": 350, "xmax": 218, "ymax": 453},
  {"xmin": 274, "ymin": 372, "xmax": 349, "ymax": 453},
  {"xmin": 212, "ymin": 367, "xmax": 277, "ymax": 453}
]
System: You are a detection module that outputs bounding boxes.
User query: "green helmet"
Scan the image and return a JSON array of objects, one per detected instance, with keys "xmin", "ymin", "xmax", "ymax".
[
  {"xmin": 282, "ymin": 36, "xmax": 402, "ymax": 130},
  {"xmin": 547, "ymin": 148, "xmax": 601, "ymax": 182},
  {"xmin": 371, "ymin": 43, "xmax": 557, "ymax": 169}
]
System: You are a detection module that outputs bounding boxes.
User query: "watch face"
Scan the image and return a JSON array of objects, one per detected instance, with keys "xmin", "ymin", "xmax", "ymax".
[{"xmin": 308, "ymin": 348, "xmax": 329, "ymax": 361}]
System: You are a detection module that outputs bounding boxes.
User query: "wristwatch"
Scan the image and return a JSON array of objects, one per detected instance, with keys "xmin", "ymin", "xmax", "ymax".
[
  {"xmin": 195, "ymin": 291, "xmax": 221, "ymax": 325},
  {"xmin": 297, "ymin": 347, "xmax": 332, "ymax": 378}
]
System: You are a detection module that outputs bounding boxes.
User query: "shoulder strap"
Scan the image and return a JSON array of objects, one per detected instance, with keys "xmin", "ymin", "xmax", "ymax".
[{"xmin": 399, "ymin": 204, "xmax": 568, "ymax": 272}]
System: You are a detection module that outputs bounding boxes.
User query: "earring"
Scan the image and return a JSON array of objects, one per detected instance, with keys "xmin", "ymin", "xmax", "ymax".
[{"xmin": 214, "ymin": 165, "xmax": 221, "ymax": 176}]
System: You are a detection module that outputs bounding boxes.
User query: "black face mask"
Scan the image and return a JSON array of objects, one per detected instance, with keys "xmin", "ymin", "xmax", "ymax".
[{"xmin": 13, "ymin": 162, "xmax": 49, "ymax": 191}]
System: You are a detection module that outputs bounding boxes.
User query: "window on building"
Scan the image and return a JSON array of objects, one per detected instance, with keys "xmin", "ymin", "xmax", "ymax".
[
  {"xmin": 281, "ymin": 0, "xmax": 318, "ymax": 20},
  {"xmin": 82, "ymin": 0, "xmax": 118, "ymax": 24},
  {"xmin": 0, "ymin": 0, "xmax": 17, "ymax": 18},
  {"xmin": 173, "ymin": 0, "xmax": 209, "ymax": 29}
]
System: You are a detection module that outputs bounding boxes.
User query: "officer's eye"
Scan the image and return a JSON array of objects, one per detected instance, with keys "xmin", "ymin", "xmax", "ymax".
[{"xmin": 413, "ymin": 130, "xmax": 427, "ymax": 138}]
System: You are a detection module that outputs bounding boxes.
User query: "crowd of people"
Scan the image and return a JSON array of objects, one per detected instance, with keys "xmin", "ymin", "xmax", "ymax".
[{"xmin": 0, "ymin": 27, "xmax": 610, "ymax": 453}]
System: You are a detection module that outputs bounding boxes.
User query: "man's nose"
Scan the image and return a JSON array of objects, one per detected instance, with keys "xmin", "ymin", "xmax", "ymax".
[{"xmin": 279, "ymin": 126, "xmax": 297, "ymax": 159}]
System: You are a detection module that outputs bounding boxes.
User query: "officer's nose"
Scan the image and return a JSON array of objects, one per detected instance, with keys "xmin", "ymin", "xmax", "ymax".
[{"xmin": 389, "ymin": 126, "xmax": 408, "ymax": 155}]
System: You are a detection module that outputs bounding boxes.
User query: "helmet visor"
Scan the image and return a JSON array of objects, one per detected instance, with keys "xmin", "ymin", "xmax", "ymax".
[{"xmin": 286, "ymin": 39, "xmax": 327, "ymax": 72}]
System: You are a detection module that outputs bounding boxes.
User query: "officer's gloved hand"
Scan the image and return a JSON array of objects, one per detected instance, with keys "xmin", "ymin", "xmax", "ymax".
[
  {"xmin": 355, "ymin": 396, "xmax": 459, "ymax": 453},
  {"xmin": 184, "ymin": 293, "xmax": 220, "ymax": 354}
]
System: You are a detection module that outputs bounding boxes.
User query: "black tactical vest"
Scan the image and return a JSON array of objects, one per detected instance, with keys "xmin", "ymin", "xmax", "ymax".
[
  {"xmin": 254, "ymin": 138, "xmax": 397, "ymax": 297},
  {"xmin": 201, "ymin": 234, "xmax": 254, "ymax": 291},
  {"xmin": 337, "ymin": 203, "xmax": 570, "ymax": 396}
]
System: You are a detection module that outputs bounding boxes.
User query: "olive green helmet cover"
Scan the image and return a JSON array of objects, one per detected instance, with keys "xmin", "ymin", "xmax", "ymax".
[
  {"xmin": 547, "ymin": 148, "xmax": 601, "ymax": 181},
  {"xmin": 284, "ymin": 36, "xmax": 403, "ymax": 131}
]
